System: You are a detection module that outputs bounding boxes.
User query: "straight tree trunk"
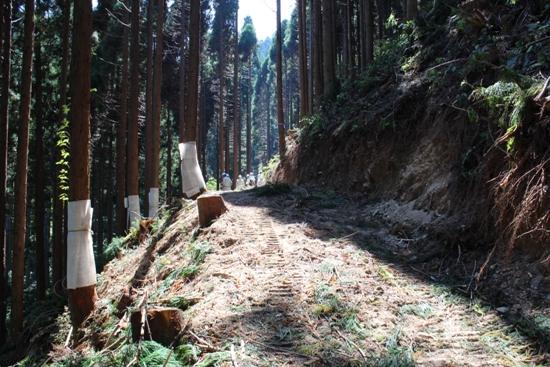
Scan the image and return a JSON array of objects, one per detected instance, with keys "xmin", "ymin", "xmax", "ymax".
[
  {"xmin": 34, "ymin": 40, "xmax": 46, "ymax": 300},
  {"xmin": 232, "ymin": 10, "xmax": 239, "ymax": 185},
  {"xmin": 128, "ymin": 0, "xmax": 141, "ymax": 227},
  {"xmin": 67, "ymin": 0, "xmax": 97, "ymax": 332},
  {"xmin": 322, "ymin": 0, "xmax": 335, "ymax": 94},
  {"xmin": 312, "ymin": 0, "xmax": 323, "ymax": 111},
  {"xmin": 276, "ymin": 0, "xmax": 286, "ymax": 159},
  {"xmin": 0, "ymin": 0, "xmax": 12, "ymax": 346},
  {"xmin": 116, "ymin": 0, "xmax": 129, "ymax": 236},
  {"xmin": 298, "ymin": 0, "xmax": 308, "ymax": 121},
  {"xmin": 179, "ymin": 0, "xmax": 188, "ymax": 142},
  {"xmin": 166, "ymin": 112, "xmax": 172, "ymax": 201},
  {"xmin": 266, "ymin": 78, "xmax": 271, "ymax": 160},
  {"xmin": 53, "ymin": 0, "xmax": 70, "ymax": 293},
  {"xmin": 107, "ymin": 124, "xmax": 113, "ymax": 245},
  {"xmin": 11, "ymin": 0, "xmax": 34, "ymax": 340},
  {"xmin": 145, "ymin": 0, "xmax": 154, "ymax": 213},
  {"xmin": 218, "ymin": 10, "xmax": 225, "ymax": 180},
  {"xmin": 307, "ymin": 0, "xmax": 313, "ymax": 114},
  {"xmin": 151, "ymin": 0, "xmax": 164, "ymax": 217},
  {"xmin": 184, "ymin": 0, "xmax": 200, "ymax": 143},
  {"xmin": 246, "ymin": 58, "xmax": 251, "ymax": 173},
  {"xmin": 365, "ymin": 0, "xmax": 373, "ymax": 64}
]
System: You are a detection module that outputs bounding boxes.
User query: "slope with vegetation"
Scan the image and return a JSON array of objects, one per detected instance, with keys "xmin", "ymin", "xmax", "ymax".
[{"xmin": 276, "ymin": 0, "xmax": 550, "ymax": 311}]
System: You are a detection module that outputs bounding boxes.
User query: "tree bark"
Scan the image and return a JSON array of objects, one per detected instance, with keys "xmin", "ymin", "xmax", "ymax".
[
  {"xmin": 179, "ymin": 0, "xmax": 188, "ymax": 142},
  {"xmin": 53, "ymin": 0, "xmax": 71, "ymax": 294},
  {"xmin": 0, "ymin": 0, "xmax": 12, "ymax": 346},
  {"xmin": 128, "ymin": 0, "xmax": 141, "ymax": 226},
  {"xmin": 34, "ymin": 40, "xmax": 46, "ymax": 300},
  {"xmin": 246, "ymin": 58, "xmax": 252, "ymax": 173},
  {"xmin": 145, "ymin": 0, "xmax": 154, "ymax": 213},
  {"xmin": 232, "ymin": 10, "xmax": 239, "ymax": 186},
  {"xmin": 218, "ymin": 9, "xmax": 225, "ymax": 183},
  {"xmin": 276, "ymin": 0, "xmax": 286, "ymax": 159},
  {"xmin": 298, "ymin": 0, "xmax": 308, "ymax": 122},
  {"xmin": 184, "ymin": 0, "xmax": 200, "ymax": 143},
  {"xmin": 68, "ymin": 0, "xmax": 97, "ymax": 331},
  {"xmin": 10, "ymin": 0, "xmax": 34, "ymax": 340},
  {"xmin": 116, "ymin": 0, "xmax": 129, "ymax": 236},
  {"xmin": 312, "ymin": 0, "xmax": 323, "ymax": 111},
  {"xmin": 322, "ymin": 0, "xmax": 335, "ymax": 94},
  {"xmin": 151, "ymin": 0, "xmax": 164, "ymax": 217}
]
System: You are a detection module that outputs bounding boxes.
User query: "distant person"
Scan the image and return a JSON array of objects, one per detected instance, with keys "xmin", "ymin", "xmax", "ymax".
[
  {"xmin": 236, "ymin": 175, "xmax": 245, "ymax": 190},
  {"xmin": 247, "ymin": 172, "xmax": 256, "ymax": 187},
  {"xmin": 245, "ymin": 174, "xmax": 251, "ymax": 188},
  {"xmin": 222, "ymin": 173, "xmax": 232, "ymax": 191}
]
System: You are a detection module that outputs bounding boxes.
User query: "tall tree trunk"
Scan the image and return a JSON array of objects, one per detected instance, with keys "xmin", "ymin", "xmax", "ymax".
[
  {"xmin": 307, "ymin": 0, "xmax": 314, "ymax": 114},
  {"xmin": 218, "ymin": 10, "xmax": 225, "ymax": 182},
  {"xmin": 128, "ymin": 0, "xmax": 141, "ymax": 227},
  {"xmin": 298, "ymin": 0, "xmax": 308, "ymax": 122},
  {"xmin": 0, "ymin": 0, "xmax": 12, "ymax": 346},
  {"xmin": 266, "ymin": 78, "xmax": 271, "ymax": 160},
  {"xmin": 406, "ymin": 0, "xmax": 418, "ymax": 20},
  {"xmin": 322, "ymin": 0, "xmax": 335, "ymax": 94},
  {"xmin": 166, "ymin": 112, "xmax": 172, "ymax": 201},
  {"xmin": 184, "ymin": 0, "xmax": 200, "ymax": 143},
  {"xmin": 365, "ymin": 0, "xmax": 373, "ymax": 64},
  {"xmin": 179, "ymin": 0, "xmax": 188, "ymax": 143},
  {"xmin": 246, "ymin": 58, "xmax": 251, "ymax": 173},
  {"xmin": 276, "ymin": 0, "xmax": 286, "ymax": 159},
  {"xmin": 145, "ymin": 0, "xmax": 154, "ymax": 214},
  {"xmin": 232, "ymin": 9, "xmax": 239, "ymax": 186},
  {"xmin": 10, "ymin": 0, "xmax": 34, "ymax": 340},
  {"xmin": 34, "ymin": 39, "xmax": 46, "ymax": 301},
  {"xmin": 116, "ymin": 0, "xmax": 128, "ymax": 236},
  {"xmin": 54, "ymin": 0, "xmax": 70, "ymax": 294},
  {"xmin": 312, "ymin": 0, "xmax": 323, "ymax": 111},
  {"xmin": 67, "ymin": 0, "xmax": 97, "ymax": 332},
  {"xmin": 107, "ymin": 124, "xmax": 113, "ymax": 245},
  {"xmin": 151, "ymin": 0, "xmax": 164, "ymax": 217}
]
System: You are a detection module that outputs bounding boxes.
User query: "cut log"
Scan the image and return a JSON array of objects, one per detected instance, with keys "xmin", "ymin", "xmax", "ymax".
[
  {"xmin": 197, "ymin": 195, "xmax": 228, "ymax": 227},
  {"xmin": 131, "ymin": 307, "xmax": 190, "ymax": 347}
]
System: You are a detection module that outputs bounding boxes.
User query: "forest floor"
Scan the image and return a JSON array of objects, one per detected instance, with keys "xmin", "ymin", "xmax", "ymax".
[{"xmin": 64, "ymin": 185, "xmax": 550, "ymax": 367}]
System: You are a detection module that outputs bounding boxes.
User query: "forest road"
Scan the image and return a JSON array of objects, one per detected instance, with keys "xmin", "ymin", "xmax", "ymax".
[{"xmin": 169, "ymin": 187, "xmax": 544, "ymax": 367}]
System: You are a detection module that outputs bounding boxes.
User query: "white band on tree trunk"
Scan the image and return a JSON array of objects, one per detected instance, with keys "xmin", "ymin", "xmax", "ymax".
[
  {"xmin": 148, "ymin": 187, "xmax": 159, "ymax": 218},
  {"xmin": 127, "ymin": 195, "xmax": 140, "ymax": 228},
  {"xmin": 67, "ymin": 200, "xmax": 96, "ymax": 289},
  {"xmin": 179, "ymin": 142, "xmax": 206, "ymax": 198}
]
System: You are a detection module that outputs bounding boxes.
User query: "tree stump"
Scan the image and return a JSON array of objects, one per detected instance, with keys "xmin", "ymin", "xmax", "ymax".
[
  {"xmin": 131, "ymin": 308, "xmax": 189, "ymax": 347},
  {"xmin": 197, "ymin": 195, "xmax": 228, "ymax": 227}
]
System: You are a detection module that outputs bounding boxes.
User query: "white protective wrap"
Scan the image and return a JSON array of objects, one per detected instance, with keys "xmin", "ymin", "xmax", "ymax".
[
  {"xmin": 67, "ymin": 200, "xmax": 96, "ymax": 289},
  {"xmin": 179, "ymin": 142, "xmax": 206, "ymax": 197},
  {"xmin": 148, "ymin": 187, "xmax": 159, "ymax": 218},
  {"xmin": 127, "ymin": 195, "xmax": 140, "ymax": 228}
]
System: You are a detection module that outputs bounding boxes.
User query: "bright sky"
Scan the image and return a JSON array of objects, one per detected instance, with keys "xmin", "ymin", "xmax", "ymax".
[
  {"xmin": 238, "ymin": 0, "xmax": 295, "ymax": 41},
  {"xmin": 91, "ymin": 0, "xmax": 294, "ymax": 41}
]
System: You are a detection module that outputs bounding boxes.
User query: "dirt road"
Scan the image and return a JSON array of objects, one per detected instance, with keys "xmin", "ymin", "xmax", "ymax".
[
  {"xmin": 157, "ymin": 187, "xmax": 545, "ymax": 366},
  {"xmin": 92, "ymin": 185, "xmax": 547, "ymax": 366}
]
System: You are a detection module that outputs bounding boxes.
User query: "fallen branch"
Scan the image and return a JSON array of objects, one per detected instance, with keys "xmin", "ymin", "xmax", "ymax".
[
  {"xmin": 426, "ymin": 58, "xmax": 499, "ymax": 72},
  {"xmin": 535, "ymin": 76, "xmax": 550, "ymax": 102},
  {"xmin": 189, "ymin": 330, "xmax": 218, "ymax": 351},
  {"xmin": 525, "ymin": 35, "xmax": 550, "ymax": 49}
]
